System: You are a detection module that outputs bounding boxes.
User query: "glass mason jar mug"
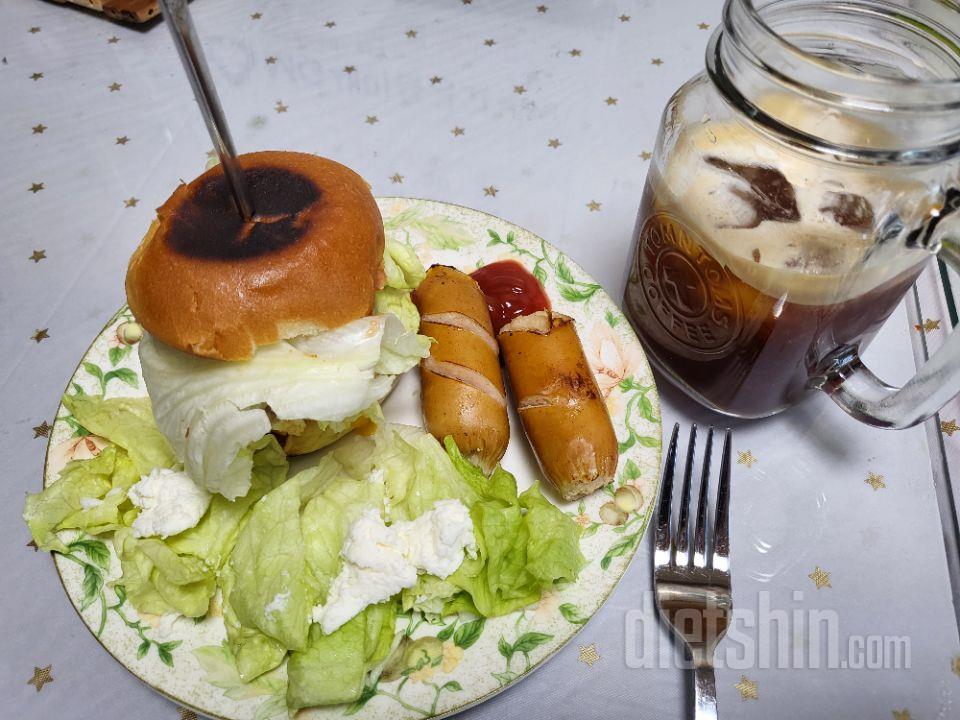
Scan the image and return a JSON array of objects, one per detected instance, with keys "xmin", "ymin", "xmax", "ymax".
[{"xmin": 624, "ymin": 0, "xmax": 960, "ymax": 427}]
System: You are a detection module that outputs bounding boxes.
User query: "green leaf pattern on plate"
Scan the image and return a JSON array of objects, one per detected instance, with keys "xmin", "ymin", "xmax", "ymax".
[
  {"xmin": 487, "ymin": 229, "xmax": 602, "ymax": 303},
  {"xmin": 55, "ymin": 534, "xmax": 182, "ymax": 665}
]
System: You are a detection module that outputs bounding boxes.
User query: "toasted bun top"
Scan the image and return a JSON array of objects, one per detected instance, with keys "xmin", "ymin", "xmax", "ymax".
[{"xmin": 125, "ymin": 151, "xmax": 384, "ymax": 361}]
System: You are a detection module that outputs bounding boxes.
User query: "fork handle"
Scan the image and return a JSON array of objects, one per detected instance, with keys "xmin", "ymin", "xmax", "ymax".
[{"xmin": 693, "ymin": 664, "xmax": 718, "ymax": 720}]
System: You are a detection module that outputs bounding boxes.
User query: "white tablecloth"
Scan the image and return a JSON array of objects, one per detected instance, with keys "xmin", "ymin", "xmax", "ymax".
[{"xmin": 2, "ymin": 1, "xmax": 958, "ymax": 718}]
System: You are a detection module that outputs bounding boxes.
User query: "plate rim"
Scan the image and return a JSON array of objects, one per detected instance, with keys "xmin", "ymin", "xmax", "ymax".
[{"xmin": 43, "ymin": 196, "xmax": 662, "ymax": 720}]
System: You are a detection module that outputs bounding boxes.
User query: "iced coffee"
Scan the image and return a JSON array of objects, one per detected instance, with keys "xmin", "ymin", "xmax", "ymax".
[{"xmin": 624, "ymin": 108, "xmax": 929, "ymax": 417}]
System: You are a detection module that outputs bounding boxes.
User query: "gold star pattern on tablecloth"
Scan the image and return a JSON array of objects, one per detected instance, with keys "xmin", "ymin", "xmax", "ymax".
[
  {"xmin": 115, "ymin": 136, "xmax": 129, "ymax": 145},
  {"xmin": 390, "ymin": 173, "xmax": 404, "ymax": 184},
  {"xmin": 892, "ymin": 711, "xmax": 912, "ymax": 720},
  {"xmin": 107, "ymin": 35, "xmax": 120, "ymax": 44},
  {"xmin": 569, "ymin": 49, "xmax": 582, "ymax": 57},
  {"xmin": 640, "ymin": 151, "xmax": 652, "ymax": 160},
  {"xmin": 29, "ymin": 26, "xmax": 41, "ymax": 34},
  {"xmin": 430, "ymin": 76, "xmax": 443, "ymax": 85},
  {"xmin": 865, "ymin": 472, "xmax": 886, "ymax": 491},
  {"xmin": 365, "ymin": 115, "xmax": 379, "ymax": 125},
  {"xmin": 29, "ymin": 249, "xmax": 46, "ymax": 263},
  {"xmin": 27, "ymin": 665, "xmax": 53, "ymax": 691},
  {"xmin": 548, "ymin": 138, "xmax": 561, "ymax": 148},
  {"xmin": 124, "ymin": 197, "xmax": 139, "ymax": 208},
  {"xmin": 31, "ymin": 328, "xmax": 49, "ymax": 343},
  {"xmin": 325, "ymin": 20, "xmax": 336, "ymax": 28},
  {"xmin": 737, "ymin": 450, "xmax": 756, "ymax": 467},
  {"xmin": 699, "ymin": 22, "xmax": 710, "ymax": 29},
  {"xmin": 406, "ymin": 29, "xmax": 417, "ymax": 38},
  {"xmin": 29, "ymin": 182, "xmax": 44, "ymax": 193},
  {"xmin": 484, "ymin": 186, "xmax": 498, "ymax": 197},
  {"xmin": 586, "ymin": 200, "xmax": 601, "ymax": 212},
  {"xmin": 914, "ymin": 318, "xmax": 940, "ymax": 332},
  {"xmin": 265, "ymin": 56, "xmax": 277, "ymax": 64},
  {"xmin": 451, "ymin": 126, "xmax": 465, "ymax": 136},
  {"xmin": 605, "ymin": 96, "xmax": 618, "ymax": 105},
  {"xmin": 578, "ymin": 643, "xmax": 600, "ymax": 667},
  {"xmin": 32, "ymin": 123, "xmax": 46, "ymax": 134},
  {"xmin": 808, "ymin": 566, "xmax": 831, "ymax": 589},
  {"xmin": 734, "ymin": 675, "xmax": 758, "ymax": 700},
  {"xmin": 108, "ymin": 82, "xmax": 122, "ymax": 92},
  {"xmin": 619, "ymin": 14, "xmax": 630, "ymax": 22},
  {"xmin": 275, "ymin": 101, "xmax": 288, "ymax": 113},
  {"xmin": 941, "ymin": 419, "xmax": 959, "ymax": 437},
  {"xmin": 33, "ymin": 420, "xmax": 52, "ymax": 438},
  {"xmin": 514, "ymin": 85, "xmax": 527, "ymax": 94},
  {"xmin": 462, "ymin": 0, "xmax": 472, "ymax": 5},
  {"xmin": 177, "ymin": 707, "xmax": 198, "ymax": 720},
  {"xmin": 651, "ymin": 58, "xmax": 663, "ymax": 66},
  {"xmin": 250, "ymin": 12, "xmax": 262, "ymax": 20},
  {"xmin": 30, "ymin": 72, "xmax": 43, "ymax": 81},
  {"xmin": 343, "ymin": 65, "xmax": 356, "ymax": 74},
  {"xmin": 484, "ymin": 38, "xmax": 496, "ymax": 46}
]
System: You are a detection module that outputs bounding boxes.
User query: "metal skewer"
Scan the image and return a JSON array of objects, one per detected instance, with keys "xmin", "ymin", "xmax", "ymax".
[{"xmin": 159, "ymin": 0, "xmax": 255, "ymax": 221}]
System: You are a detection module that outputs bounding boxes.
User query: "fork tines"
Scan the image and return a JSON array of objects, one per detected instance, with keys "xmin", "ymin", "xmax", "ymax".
[{"xmin": 654, "ymin": 423, "xmax": 732, "ymax": 575}]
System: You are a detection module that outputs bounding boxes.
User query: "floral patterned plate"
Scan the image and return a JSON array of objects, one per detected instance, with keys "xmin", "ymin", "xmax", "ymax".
[{"xmin": 44, "ymin": 197, "xmax": 662, "ymax": 720}]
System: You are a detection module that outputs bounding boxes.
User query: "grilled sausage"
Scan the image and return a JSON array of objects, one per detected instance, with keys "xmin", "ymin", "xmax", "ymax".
[
  {"xmin": 412, "ymin": 265, "xmax": 509, "ymax": 473},
  {"xmin": 499, "ymin": 310, "xmax": 617, "ymax": 500}
]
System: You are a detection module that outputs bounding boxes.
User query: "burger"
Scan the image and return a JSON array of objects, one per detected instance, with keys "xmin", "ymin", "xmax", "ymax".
[{"xmin": 125, "ymin": 151, "xmax": 429, "ymax": 500}]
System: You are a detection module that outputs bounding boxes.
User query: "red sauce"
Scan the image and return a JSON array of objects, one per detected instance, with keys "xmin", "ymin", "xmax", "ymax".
[{"xmin": 471, "ymin": 260, "xmax": 551, "ymax": 334}]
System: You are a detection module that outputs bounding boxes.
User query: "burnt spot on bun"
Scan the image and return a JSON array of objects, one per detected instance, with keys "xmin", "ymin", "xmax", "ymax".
[{"xmin": 166, "ymin": 166, "xmax": 321, "ymax": 260}]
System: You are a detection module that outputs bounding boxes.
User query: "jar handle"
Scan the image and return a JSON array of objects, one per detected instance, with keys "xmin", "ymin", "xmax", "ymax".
[{"xmin": 822, "ymin": 190, "xmax": 960, "ymax": 429}]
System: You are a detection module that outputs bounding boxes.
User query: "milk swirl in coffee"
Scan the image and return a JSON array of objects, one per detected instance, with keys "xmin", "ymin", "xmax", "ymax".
[{"xmin": 624, "ymin": 101, "xmax": 932, "ymax": 417}]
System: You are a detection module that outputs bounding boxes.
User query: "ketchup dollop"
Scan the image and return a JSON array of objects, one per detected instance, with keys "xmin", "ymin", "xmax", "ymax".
[{"xmin": 471, "ymin": 260, "xmax": 551, "ymax": 334}]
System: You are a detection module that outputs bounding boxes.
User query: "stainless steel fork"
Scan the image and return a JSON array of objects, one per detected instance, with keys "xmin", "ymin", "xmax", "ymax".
[{"xmin": 653, "ymin": 424, "xmax": 733, "ymax": 720}]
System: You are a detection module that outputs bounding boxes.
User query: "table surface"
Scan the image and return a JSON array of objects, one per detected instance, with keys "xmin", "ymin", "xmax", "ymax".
[{"xmin": 3, "ymin": 1, "xmax": 959, "ymax": 718}]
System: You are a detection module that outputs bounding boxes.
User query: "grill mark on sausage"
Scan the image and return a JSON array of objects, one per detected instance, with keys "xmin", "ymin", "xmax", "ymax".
[
  {"xmin": 420, "ymin": 312, "xmax": 498, "ymax": 355},
  {"xmin": 422, "ymin": 356, "xmax": 507, "ymax": 407}
]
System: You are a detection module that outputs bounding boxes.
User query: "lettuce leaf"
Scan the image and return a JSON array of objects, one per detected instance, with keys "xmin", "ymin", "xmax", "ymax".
[
  {"xmin": 139, "ymin": 319, "xmax": 425, "ymax": 500},
  {"xmin": 227, "ymin": 471, "xmax": 320, "ymax": 650},
  {"xmin": 377, "ymin": 426, "xmax": 479, "ymax": 522},
  {"xmin": 24, "ymin": 446, "xmax": 138, "ymax": 552},
  {"xmin": 220, "ymin": 564, "xmax": 288, "ymax": 682},
  {"xmin": 444, "ymin": 439, "xmax": 585, "ymax": 617},
  {"xmin": 62, "ymin": 394, "xmax": 176, "ymax": 475},
  {"xmin": 382, "ymin": 238, "xmax": 426, "ymax": 292},
  {"xmin": 299, "ymin": 456, "xmax": 385, "ymax": 600},
  {"xmin": 286, "ymin": 603, "xmax": 396, "ymax": 710},
  {"xmin": 110, "ymin": 436, "xmax": 288, "ymax": 620},
  {"xmin": 166, "ymin": 436, "xmax": 287, "ymax": 567},
  {"xmin": 113, "ymin": 527, "xmax": 217, "ymax": 617},
  {"xmin": 520, "ymin": 482, "xmax": 584, "ymax": 586}
]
